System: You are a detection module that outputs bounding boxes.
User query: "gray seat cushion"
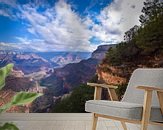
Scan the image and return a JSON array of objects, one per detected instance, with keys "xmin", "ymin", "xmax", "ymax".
[{"xmin": 85, "ymin": 100, "xmax": 163, "ymax": 122}]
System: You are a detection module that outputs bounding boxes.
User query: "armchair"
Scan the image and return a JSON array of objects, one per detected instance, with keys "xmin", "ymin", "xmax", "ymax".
[{"xmin": 85, "ymin": 68, "xmax": 163, "ymax": 130}]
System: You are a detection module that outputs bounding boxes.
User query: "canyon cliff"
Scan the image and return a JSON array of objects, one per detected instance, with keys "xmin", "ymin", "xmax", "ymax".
[{"xmin": 41, "ymin": 44, "xmax": 115, "ymax": 96}]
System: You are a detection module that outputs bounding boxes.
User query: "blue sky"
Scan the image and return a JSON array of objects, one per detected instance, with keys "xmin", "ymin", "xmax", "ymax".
[{"xmin": 0, "ymin": 0, "xmax": 144, "ymax": 52}]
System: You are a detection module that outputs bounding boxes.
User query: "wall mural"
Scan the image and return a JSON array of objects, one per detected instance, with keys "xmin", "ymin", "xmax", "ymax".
[{"xmin": 0, "ymin": 0, "xmax": 162, "ymax": 113}]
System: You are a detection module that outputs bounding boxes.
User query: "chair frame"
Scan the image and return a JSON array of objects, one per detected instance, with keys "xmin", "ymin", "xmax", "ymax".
[{"xmin": 87, "ymin": 82, "xmax": 163, "ymax": 130}]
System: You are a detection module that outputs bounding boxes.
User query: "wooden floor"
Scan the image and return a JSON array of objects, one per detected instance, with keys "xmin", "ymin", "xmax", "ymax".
[
  {"xmin": 0, "ymin": 113, "xmax": 122, "ymax": 130},
  {"xmin": 0, "ymin": 113, "xmax": 139, "ymax": 130}
]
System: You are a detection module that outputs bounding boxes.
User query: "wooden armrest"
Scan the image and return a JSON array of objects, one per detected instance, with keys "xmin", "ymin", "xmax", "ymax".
[
  {"xmin": 87, "ymin": 82, "xmax": 118, "ymax": 89},
  {"xmin": 88, "ymin": 82, "xmax": 119, "ymax": 101},
  {"xmin": 137, "ymin": 86, "xmax": 163, "ymax": 92}
]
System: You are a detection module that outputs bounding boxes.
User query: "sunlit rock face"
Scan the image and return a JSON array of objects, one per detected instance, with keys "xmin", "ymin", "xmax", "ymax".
[
  {"xmin": 97, "ymin": 65, "xmax": 127, "ymax": 85},
  {"xmin": 97, "ymin": 50, "xmax": 163, "ymax": 86}
]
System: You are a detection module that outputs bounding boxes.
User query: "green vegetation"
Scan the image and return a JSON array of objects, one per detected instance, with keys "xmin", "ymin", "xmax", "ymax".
[
  {"xmin": 135, "ymin": 14, "xmax": 163, "ymax": 54},
  {"xmin": 104, "ymin": 0, "xmax": 163, "ymax": 66},
  {"xmin": 0, "ymin": 123, "xmax": 19, "ymax": 130},
  {"xmin": 0, "ymin": 64, "xmax": 43, "ymax": 130},
  {"xmin": 52, "ymin": 83, "xmax": 127, "ymax": 112},
  {"xmin": 104, "ymin": 40, "xmax": 139, "ymax": 66},
  {"xmin": 52, "ymin": 84, "xmax": 94, "ymax": 113},
  {"xmin": 0, "ymin": 64, "xmax": 14, "ymax": 90}
]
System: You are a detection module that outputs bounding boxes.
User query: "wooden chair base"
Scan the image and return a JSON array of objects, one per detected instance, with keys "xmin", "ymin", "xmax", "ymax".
[{"xmin": 91, "ymin": 113, "xmax": 163, "ymax": 130}]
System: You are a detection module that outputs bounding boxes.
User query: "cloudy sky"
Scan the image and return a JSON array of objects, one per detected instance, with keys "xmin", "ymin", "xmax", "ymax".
[{"xmin": 0, "ymin": 0, "xmax": 144, "ymax": 52}]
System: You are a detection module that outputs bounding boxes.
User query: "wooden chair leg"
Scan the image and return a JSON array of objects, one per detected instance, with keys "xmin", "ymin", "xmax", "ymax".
[
  {"xmin": 92, "ymin": 113, "xmax": 98, "ymax": 130},
  {"xmin": 141, "ymin": 90, "xmax": 152, "ymax": 130},
  {"xmin": 121, "ymin": 121, "xmax": 127, "ymax": 130},
  {"xmin": 157, "ymin": 91, "xmax": 163, "ymax": 114},
  {"xmin": 108, "ymin": 88, "xmax": 127, "ymax": 129}
]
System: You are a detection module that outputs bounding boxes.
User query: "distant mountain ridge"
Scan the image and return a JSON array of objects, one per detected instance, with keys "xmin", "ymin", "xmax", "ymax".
[{"xmin": 0, "ymin": 51, "xmax": 91, "ymax": 74}]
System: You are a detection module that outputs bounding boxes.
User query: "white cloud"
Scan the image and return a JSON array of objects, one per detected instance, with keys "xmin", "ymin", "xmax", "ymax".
[
  {"xmin": 0, "ymin": 0, "xmax": 16, "ymax": 7},
  {"xmin": 0, "ymin": 0, "xmax": 17, "ymax": 19},
  {"xmin": 91, "ymin": 0, "xmax": 144, "ymax": 43},
  {"xmin": 15, "ymin": 37, "xmax": 57, "ymax": 52},
  {"xmin": 0, "ymin": 0, "xmax": 145, "ymax": 52},
  {"xmin": 0, "ymin": 9, "xmax": 10, "ymax": 17},
  {"xmin": 18, "ymin": 0, "xmax": 96, "ymax": 52}
]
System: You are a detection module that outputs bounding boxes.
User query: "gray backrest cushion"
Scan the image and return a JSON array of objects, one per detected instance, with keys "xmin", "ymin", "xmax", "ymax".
[{"xmin": 122, "ymin": 68, "xmax": 163, "ymax": 107}]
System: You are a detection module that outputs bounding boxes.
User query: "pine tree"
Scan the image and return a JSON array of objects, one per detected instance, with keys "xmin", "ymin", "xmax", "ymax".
[{"xmin": 139, "ymin": 0, "xmax": 163, "ymax": 25}]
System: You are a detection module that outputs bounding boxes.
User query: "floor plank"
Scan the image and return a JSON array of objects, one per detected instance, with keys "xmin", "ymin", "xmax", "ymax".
[{"xmin": 0, "ymin": 113, "xmax": 120, "ymax": 130}]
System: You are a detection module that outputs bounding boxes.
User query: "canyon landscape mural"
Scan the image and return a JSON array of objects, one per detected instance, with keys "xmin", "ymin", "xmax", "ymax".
[{"xmin": 0, "ymin": 0, "xmax": 162, "ymax": 112}]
